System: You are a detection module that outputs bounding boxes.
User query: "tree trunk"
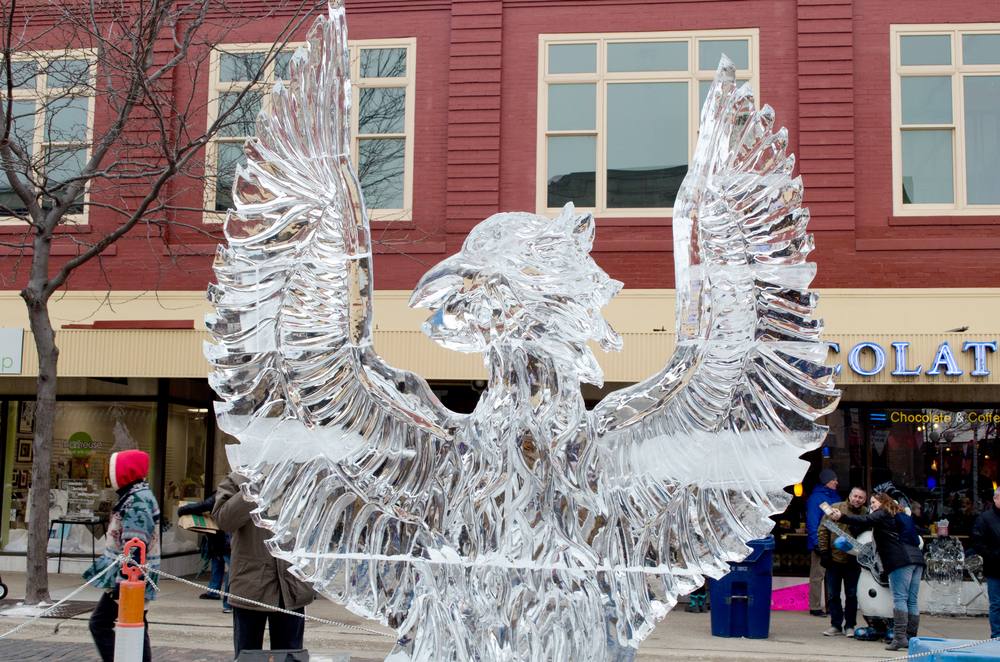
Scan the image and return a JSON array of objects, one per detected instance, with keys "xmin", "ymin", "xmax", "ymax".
[{"xmin": 23, "ymin": 292, "xmax": 58, "ymax": 605}]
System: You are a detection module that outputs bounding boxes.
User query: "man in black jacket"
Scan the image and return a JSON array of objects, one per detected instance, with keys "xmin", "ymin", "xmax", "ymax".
[
  {"xmin": 177, "ymin": 492, "xmax": 231, "ymax": 613},
  {"xmin": 970, "ymin": 486, "xmax": 1000, "ymax": 639}
]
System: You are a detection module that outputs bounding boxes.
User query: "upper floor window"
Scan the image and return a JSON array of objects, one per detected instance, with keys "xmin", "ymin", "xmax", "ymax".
[
  {"xmin": 0, "ymin": 52, "xmax": 95, "ymax": 223},
  {"xmin": 891, "ymin": 25, "xmax": 1000, "ymax": 215},
  {"xmin": 206, "ymin": 39, "xmax": 415, "ymax": 222},
  {"xmin": 537, "ymin": 30, "xmax": 758, "ymax": 217}
]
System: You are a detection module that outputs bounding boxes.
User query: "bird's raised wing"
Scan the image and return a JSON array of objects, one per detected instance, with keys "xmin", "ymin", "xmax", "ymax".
[
  {"xmin": 204, "ymin": 2, "xmax": 461, "ymax": 604},
  {"xmin": 590, "ymin": 57, "xmax": 840, "ymax": 594}
]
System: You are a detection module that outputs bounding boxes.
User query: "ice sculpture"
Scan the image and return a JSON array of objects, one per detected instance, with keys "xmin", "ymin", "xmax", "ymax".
[
  {"xmin": 923, "ymin": 536, "xmax": 985, "ymax": 615},
  {"xmin": 204, "ymin": 3, "xmax": 840, "ymax": 660}
]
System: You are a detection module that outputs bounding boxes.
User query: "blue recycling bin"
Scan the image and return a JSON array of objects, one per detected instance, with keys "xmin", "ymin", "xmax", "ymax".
[{"xmin": 708, "ymin": 536, "xmax": 774, "ymax": 639}]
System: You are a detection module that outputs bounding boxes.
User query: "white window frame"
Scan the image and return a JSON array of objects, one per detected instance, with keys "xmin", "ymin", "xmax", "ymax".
[
  {"xmin": 205, "ymin": 39, "xmax": 416, "ymax": 224},
  {"xmin": 891, "ymin": 24, "xmax": 1000, "ymax": 216},
  {"xmin": 536, "ymin": 30, "xmax": 759, "ymax": 218},
  {"xmin": 0, "ymin": 49, "xmax": 96, "ymax": 226}
]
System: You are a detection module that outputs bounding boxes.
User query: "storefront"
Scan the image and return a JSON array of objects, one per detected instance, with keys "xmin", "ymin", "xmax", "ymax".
[
  {"xmin": 0, "ymin": 291, "xmax": 234, "ymax": 569},
  {"xmin": 771, "ymin": 329, "xmax": 1000, "ymax": 577},
  {"xmin": 0, "ymin": 377, "xmax": 232, "ymax": 565}
]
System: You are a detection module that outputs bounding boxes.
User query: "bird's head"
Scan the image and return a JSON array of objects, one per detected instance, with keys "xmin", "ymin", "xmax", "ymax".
[{"xmin": 408, "ymin": 203, "xmax": 622, "ymax": 385}]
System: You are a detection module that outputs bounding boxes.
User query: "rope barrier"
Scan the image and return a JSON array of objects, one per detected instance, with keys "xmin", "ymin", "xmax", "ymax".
[
  {"xmin": 0, "ymin": 554, "xmax": 393, "ymax": 640},
  {"xmin": 0, "ymin": 557, "xmax": 122, "ymax": 640},
  {"xmin": 144, "ymin": 564, "xmax": 393, "ymax": 638},
  {"xmin": 3, "ymin": 556, "xmax": 995, "ymax": 656}
]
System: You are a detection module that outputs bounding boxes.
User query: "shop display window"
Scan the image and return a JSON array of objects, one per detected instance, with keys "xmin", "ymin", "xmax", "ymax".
[
  {"xmin": 772, "ymin": 403, "xmax": 999, "ymax": 575},
  {"xmin": 3, "ymin": 398, "xmax": 219, "ymax": 548},
  {"xmin": 3, "ymin": 401, "xmax": 154, "ymax": 533},
  {"xmin": 162, "ymin": 404, "xmax": 210, "ymax": 517},
  {"xmin": 868, "ymin": 406, "xmax": 998, "ymax": 537},
  {"xmin": 772, "ymin": 408, "xmax": 867, "ymax": 575},
  {"xmin": 50, "ymin": 401, "xmax": 153, "ymax": 519}
]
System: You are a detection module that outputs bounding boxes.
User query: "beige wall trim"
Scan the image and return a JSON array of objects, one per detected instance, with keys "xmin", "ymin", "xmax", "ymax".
[
  {"xmin": 18, "ymin": 330, "xmax": 213, "ymax": 378},
  {"xmin": 2, "ymin": 287, "xmax": 997, "ymax": 336},
  {"xmin": 1, "ymin": 289, "xmax": 998, "ymax": 382},
  {"xmin": 6, "ymin": 328, "xmax": 998, "ymax": 387}
]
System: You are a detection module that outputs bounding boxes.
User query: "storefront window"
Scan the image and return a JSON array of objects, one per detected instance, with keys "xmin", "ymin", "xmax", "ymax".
[
  {"xmin": 3, "ymin": 398, "xmax": 217, "ymax": 548},
  {"xmin": 773, "ymin": 408, "xmax": 866, "ymax": 575},
  {"xmin": 2, "ymin": 401, "xmax": 157, "ymax": 532},
  {"xmin": 772, "ymin": 404, "xmax": 1000, "ymax": 574},
  {"xmin": 870, "ymin": 407, "xmax": 999, "ymax": 536},
  {"xmin": 162, "ymin": 404, "xmax": 210, "ymax": 516}
]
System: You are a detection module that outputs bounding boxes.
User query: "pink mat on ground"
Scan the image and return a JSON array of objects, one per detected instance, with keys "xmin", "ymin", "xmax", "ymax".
[{"xmin": 770, "ymin": 583, "xmax": 809, "ymax": 610}]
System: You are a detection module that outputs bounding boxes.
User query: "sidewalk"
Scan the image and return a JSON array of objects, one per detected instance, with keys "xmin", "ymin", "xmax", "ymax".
[{"xmin": 0, "ymin": 570, "xmax": 993, "ymax": 662}]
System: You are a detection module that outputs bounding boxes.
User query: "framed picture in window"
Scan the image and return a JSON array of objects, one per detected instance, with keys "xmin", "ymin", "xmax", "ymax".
[
  {"xmin": 17, "ymin": 439, "xmax": 33, "ymax": 463},
  {"xmin": 18, "ymin": 401, "xmax": 36, "ymax": 434}
]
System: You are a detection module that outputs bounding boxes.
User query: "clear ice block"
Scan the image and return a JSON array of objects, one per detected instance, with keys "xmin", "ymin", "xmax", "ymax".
[{"xmin": 205, "ymin": 3, "xmax": 840, "ymax": 660}]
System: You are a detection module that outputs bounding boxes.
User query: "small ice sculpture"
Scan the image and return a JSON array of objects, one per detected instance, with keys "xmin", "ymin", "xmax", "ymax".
[
  {"xmin": 923, "ymin": 536, "xmax": 985, "ymax": 615},
  {"xmin": 205, "ymin": 3, "xmax": 840, "ymax": 660}
]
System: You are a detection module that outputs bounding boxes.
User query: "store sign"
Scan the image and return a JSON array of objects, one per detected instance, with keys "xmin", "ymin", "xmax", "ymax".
[
  {"xmin": 0, "ymin": 327, "xmax": 24, "ymax": 374},
  {"xmin": 828, "ymin": 340, "xmax": 997, "ymax": 378},
  {"xmin": 66, "ymin": 431, "xmax": 103, "ymax": 457}
]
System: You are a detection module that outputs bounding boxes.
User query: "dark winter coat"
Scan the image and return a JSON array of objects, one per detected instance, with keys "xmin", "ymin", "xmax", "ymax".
[
  {"xmin": 806, "ymin": 484, "xmax": 840, "ymax": 549},
  {"xmin": 837, "ymin": 508, "xmax": 925, "ymax": 574},
  {"xmin": 212, "ymin": 473, "xmax": 314, "ymax": 612},
  {"xmin": 970, "ymin": 504, "xmax": 1000, "ymax": 579}
]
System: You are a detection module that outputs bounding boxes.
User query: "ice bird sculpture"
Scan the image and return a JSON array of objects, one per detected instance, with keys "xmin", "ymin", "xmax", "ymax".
[{"xmin": 205, "ymin": 3, "xmax": 840, "ymax": 661}]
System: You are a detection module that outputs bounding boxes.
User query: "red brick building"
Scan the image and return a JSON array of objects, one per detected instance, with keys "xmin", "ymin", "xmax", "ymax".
[{"xmin": 2, "ymin": 0, "xmax": 998, "ymax": 581}]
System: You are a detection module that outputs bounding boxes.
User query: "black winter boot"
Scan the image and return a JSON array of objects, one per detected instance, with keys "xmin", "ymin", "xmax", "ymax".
[
  {"xmin": 885, "ymin": 609, "xmax": 908, "ymax": 651},
  {"xmin": 905, "ymin": 613, "xmax": 920, "ymax": 643}
]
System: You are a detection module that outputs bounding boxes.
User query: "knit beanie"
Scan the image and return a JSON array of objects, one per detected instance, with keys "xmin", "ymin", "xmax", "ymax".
[
  {"xmin": 818, "ymin": 468, "xmax": 837, "ymax": 486},
  {"xmin": 110, "ymin": 449, "xmax": 150, "ymax": 491}
]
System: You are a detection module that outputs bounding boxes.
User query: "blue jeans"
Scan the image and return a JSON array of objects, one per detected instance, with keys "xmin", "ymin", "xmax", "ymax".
[
  {"xmin": 887, "ymin": 564, "xmax": 922, "ymax": 615},
  {"xmin": 208, "ymin": 552, "xmax": 231, "ymax": 609},
  {"xmin": 987, "ymin": 576, "xmax": 1000, "ymax": 639}
]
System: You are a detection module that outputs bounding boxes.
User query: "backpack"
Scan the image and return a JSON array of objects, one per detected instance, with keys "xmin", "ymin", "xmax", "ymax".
[{"xmin": 895, "ymin": 513, "xmax": 921, "ymax": 547}]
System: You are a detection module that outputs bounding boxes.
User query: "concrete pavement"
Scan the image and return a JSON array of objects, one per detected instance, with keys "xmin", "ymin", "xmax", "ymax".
[{"xmin": 0, "ymin": 570, "xmax": 993, "ymax": 662}]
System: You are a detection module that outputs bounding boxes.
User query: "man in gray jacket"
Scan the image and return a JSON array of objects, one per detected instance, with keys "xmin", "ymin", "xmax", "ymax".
[{"xmin": 213, "ymin": 472, "xmax": 315, "ymax": 658}]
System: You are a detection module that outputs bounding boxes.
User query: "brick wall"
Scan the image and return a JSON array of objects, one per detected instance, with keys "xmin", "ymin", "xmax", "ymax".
[
  {"xmin": 797, "ymin": 0, "xmax": 855, "ymax": 233},
  {"xmin": 5, "ymin": 0, "xmax": 999, "ymax": 293}
]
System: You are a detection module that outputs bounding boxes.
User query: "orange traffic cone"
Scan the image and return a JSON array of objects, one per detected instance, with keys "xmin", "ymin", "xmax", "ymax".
[{"xmin": 114, "ymin": 538, "xmax": 147, "ymax": 662}]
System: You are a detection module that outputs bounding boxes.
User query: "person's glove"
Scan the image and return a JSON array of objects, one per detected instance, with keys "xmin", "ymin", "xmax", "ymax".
[
  {"xmin": 819, "ymin": 551, "xmax": 832, "ymax": 569},
  {"xmin": 177, "ymin": 503, "xmax": 198, "ymax": 517}
]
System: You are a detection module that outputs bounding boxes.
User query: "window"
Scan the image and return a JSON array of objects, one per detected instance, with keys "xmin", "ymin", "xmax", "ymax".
[
  {"xmin": 0, "ymin": 52, "xmax": 95, "ymax": 223},
  {"xmin": 537, "ymin": 31, "xmax": 758, "ymax": 216},
  {"xmin": 206, "ymin": 39, "xmax": 415, "ymax": 222},
  {"xmin": 891, "ymin": 25, "xmax": 1000, "ymax": 215}
]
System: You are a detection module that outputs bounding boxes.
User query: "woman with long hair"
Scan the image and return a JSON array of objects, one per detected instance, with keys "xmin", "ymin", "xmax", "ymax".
[{"xmin": 830, "ymin": 492, "xmax": 925, "ymax": 650}]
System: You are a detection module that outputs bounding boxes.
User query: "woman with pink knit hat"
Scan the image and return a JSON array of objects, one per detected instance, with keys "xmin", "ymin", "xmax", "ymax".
[{"xmin": 83, "ymin": 449, "xmax": 161, "ymax": 662}]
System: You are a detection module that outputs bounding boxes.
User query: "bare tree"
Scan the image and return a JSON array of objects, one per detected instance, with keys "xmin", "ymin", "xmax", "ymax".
[{"xmin": 0, "ymin": 0, "xmax": 324, "ymax": 604}]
